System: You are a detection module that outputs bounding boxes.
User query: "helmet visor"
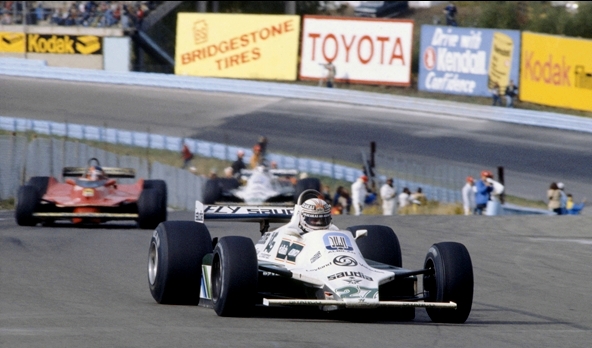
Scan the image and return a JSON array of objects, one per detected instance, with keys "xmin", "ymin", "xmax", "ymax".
[{"xmin": 303, "ymin": 215, "xmax": 331, "ymax": 228}]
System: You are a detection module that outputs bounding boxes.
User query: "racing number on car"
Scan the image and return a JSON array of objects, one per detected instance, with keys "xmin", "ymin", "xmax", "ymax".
[
  {"xmin": 336, "ymin": 286, "xmax": 378, "ymax": 299},
  {"xmin": 275, "ymin": 239, "xmax": 304, "ymax": 264},
  {"xmin": 263, "ymin": 232, "xmax": 278, "ymax": 253}
]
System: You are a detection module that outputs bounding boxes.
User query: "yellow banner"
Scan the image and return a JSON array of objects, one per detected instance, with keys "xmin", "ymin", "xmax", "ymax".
[
  {"xmin": 0, "ymin": 32, "xmax": 26, "ymax": 53},
  {"xmin": 520, "ymin": 32, "xmax": 592, "ymax": 112},
  {"xmin": 175, "ymin": 13, "xmax": 300, "ymax": 80}
]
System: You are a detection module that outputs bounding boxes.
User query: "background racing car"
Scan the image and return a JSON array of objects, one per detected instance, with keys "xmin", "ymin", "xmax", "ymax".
[
  {"xmin": 148, "ymin": 190, "xmax": 474, "ymax": 323},
  {"xmin": 203, "ymin": 166, "xmax": 321, "ymax": 205},
  {"xmin": 15, "ymin": 158, "xmax": 167, "ymax": 229}
]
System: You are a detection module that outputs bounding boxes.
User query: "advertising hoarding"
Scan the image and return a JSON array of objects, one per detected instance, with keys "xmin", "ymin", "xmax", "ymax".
[
  {"xmin": 299, "ymin": 16, "xmax": 413, "ymax": 86},
  {"xmin": 0, "ymin": 32, "xmax": 25, "ymax": 53},
  {"xmin": 175, "ymin": 13, "xmax": 300, "ymax": 80},
  {"xmin": 520, "ymin": 32, "xmax": 592, "ymax": 112},
  {"xmin": 418, "ymin": 25, "xmax": 521, "ymax": 97}
]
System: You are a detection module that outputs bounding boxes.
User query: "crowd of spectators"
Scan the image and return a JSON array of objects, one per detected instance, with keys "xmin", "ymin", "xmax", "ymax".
[{"xmin": 1, "ymin": 1, "xmax": 159, "ymax": 29}]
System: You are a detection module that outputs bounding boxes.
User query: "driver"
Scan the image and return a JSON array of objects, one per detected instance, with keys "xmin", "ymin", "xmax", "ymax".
[
  {"xmin": 87, "ymin": 166, "xmax": 105, "ymax": 181},
  {"xmin": 298, "ymin": 198, "xmax": 338, "ymax": 234}
]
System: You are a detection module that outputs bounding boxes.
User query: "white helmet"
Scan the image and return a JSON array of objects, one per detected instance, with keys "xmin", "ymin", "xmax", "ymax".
[{"xmin": 299, "ymin": 198, "xmax": 332, "ymax": 234}]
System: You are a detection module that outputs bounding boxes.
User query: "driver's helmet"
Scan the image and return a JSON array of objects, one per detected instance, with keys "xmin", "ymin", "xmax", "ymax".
[
  {"xmin": 88, "ymin": 166, "xmax": 105, "ymax": 181},
  {"xmin": 299, "ymin": 198, "xmax": 332, "ymax": 234}
]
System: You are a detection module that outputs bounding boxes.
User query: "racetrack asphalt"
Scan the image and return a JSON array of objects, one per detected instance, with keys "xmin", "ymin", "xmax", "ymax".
[
  {"xmin": 1, "ymin": 210, "xmax": 591, "ymax": 347},
  {"xmin": 1, "ymin": 75, "xmax": 591, "ymax": 208}
]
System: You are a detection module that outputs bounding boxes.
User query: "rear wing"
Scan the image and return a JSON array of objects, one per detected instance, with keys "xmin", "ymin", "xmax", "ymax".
[
  {"xmin": 62, "ymin": 166, "xmax": 136, "ymax": 178},
  {"xmin": 195, "ymin": 201, "xmax": 293, "ymax": 233},
  {"xmin": 241, "ymin": 169, "xmax": 298, "ymax": 177}
]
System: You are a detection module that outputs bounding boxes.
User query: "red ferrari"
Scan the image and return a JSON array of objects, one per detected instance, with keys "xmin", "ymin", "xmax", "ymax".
[{"xmin": 15, "ymin": 158, "xmax": 167, "ymax": 229}]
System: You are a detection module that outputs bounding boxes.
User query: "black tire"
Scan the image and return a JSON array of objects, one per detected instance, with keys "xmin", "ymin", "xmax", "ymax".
[
  {"xmin": 346, "ymin": 225, "xmax": 402, "ymax": 267},
  {"xmin": 137, "ymin": 188, "xmax": 164, "ymax": 229},
  {"xmin": 211, "ymin": 236, "xmax": 258, "ymax": 317},
  {"xmin": 423, "ymin": 242, "xmax": 474, "ymax": 323},
  {"xmin": 293, "ymin": 177, "xmax": 321, "ymax": 203},
  {"xmin": 143, "ymin": 179, "xmax": 167, "ymax": 223},
  {"xmin": 27, "ymin": 176, "xmax": 50, "ymax": 196},
  {"xmin": 219, "ymin": 177, "xmax": 240, "ymax": 191},
  {"xmin": 148, "ymin": 221, "xmax": 213, "ymax": 305},
  {"xmin": 203, "ymin": 179, "xmax": 221, "ymax": 204},
  {"xmin": 15, "ymin": 185, "xmax": 40, "ymax": 226}
]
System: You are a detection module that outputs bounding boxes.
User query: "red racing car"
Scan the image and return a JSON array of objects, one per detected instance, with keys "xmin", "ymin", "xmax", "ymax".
[{"xmin": 15, "ymin": 158, "xmax": 167, "ymax": 229}]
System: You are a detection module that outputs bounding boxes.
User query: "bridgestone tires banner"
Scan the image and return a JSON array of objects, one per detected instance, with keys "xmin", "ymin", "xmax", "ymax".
[
  {"xmin": 299, "ymin": 16, "xmax": 413, "ymax": 86},
  {"xmin": 418, "ymin": 25, "xmax": 521, "ymax": 97},
  {"xmin": 175, "ymin": 13, "xmax": 300, "ymax": 80}
]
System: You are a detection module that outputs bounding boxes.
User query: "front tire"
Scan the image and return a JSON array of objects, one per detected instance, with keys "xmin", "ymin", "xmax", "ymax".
[
  {"xmin": 138, "ymin": 188, "xmax": 166, "ymax": 229},
  {"xmin": 148, "ymin": 221, "xmax": 213, "ymax": 305},
  {"xmin": 211, "ymin": 236, "xmax": 258, "ymax": 317},
  {"xmin": 346, "ymin": 225, "xmax": 402, "ymax": 267},
  {"xmin": 143, "ymin": 179, "xmax": 167, "ymax": 223},
  {"xmin": 423, "ymin": 242, "xmax": 474, "ymax": 323},
  {"xmin": 15, "ymin": 185, "xmax": 40, "ymax": 226}
]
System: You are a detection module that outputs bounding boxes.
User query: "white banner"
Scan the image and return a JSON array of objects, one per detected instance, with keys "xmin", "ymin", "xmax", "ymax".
[{"xmin": 299, "ymin": 16, "xmax": 413, "ymax": 86}]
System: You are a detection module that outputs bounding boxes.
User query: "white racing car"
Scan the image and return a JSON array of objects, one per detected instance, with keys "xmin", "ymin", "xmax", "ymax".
[
  {"xmin": 202, "ymin": 166, "xmax": 320, "ymax": 204},
  {"xmin": 148, "ymin": 190, "xmax": 474, "ymax": 323}
]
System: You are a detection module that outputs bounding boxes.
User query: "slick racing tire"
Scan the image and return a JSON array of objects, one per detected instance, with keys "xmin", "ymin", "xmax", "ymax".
[
  {"xmin": 211, "ymin": 236, "xmax": 258, "ymax": 317},
  {"xmin": 148, "ymin": 221, "xmax": 213, "ymax": 305},
  {"xmin": 293, "ymin": 178, "xmax": 321, "ymax": 203},
  {"xmin": 27, "ymin": 176, "xmax": 50, "ymax": 196},
  {"xmin": 203, "ymin": 179, "xmax": 221, "ymax": 204},
  {"xmin": 137, "ymin": 188, "xmax": 165, "ymax": 230},
  {"xmin": 15, "ymin": 185, "xmax": 40, "ymax": 226},
  {"xmin": 143, "ymin": 179, "xmax": 167, "ymax": 223},
  {"xmin": 423, "ymin": 242, "xmax": 474, "ymax": 323},
  {"xmin": 346, "ymin": 225, "xmax": 402, "ymax": 267}
]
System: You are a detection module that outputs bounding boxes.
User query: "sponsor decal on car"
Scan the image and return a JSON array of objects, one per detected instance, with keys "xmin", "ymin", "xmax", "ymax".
[
  {"xmin": 323, "ymin": 232, "xmax": 353, "ymax": 252},
  {"xmin": 305, "ymin": 262, "xmax": 332, "ymax": 272},
  {"xmin": 310, "ymin": 251, "xmax": 322, "ymax": 264},
  {"xmin": 275, "ymin": 239, "xmax": 304, "ymax": 264},
  {"xmin": 263, "ymin": 231, "xmax": 278, "ymax": 253},
  {"xmin": 336, "ymin": 286, "xmax": 379, "ymax": 299},
  {"xmin": 332, "ymin": 255, "xmax": 358, "ymax": 266},
  {"xmin": 328, "ymin": 271, "xmax": 373, "ymax": 281}
]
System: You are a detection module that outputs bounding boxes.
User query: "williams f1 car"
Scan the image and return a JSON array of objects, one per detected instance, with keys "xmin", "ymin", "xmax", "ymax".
[
  {"xmin": 202, "ymin": 166, "xmax": 320, "ymax": 205},
  {"xmin": 148, "ymin": 190, "xmax": 474, "ymax": 323},
  {"xmin": 15, "ymin": 158, "xmax": 167, "ymax": 229}
]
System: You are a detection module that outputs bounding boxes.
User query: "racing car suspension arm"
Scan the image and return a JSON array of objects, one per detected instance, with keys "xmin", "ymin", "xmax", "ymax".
[{"xmin": 394, "ymin": 268, "xmax": 434, "ymax": 279}]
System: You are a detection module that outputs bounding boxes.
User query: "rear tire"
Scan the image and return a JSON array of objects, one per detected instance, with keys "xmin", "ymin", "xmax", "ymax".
[
  {"xmin": 148, "ymin": 221, "xmax": 213, "ymax": 305},
  {"xmin": 293, "ymin": 178, "xmax": 321, "ymax": 203},
  {"xmin": 346, "ymin": 225, "xmax": 402, "ymax": 267},
  {"xmin": 15, "ymin": 185, "xmax": 40, "ymax": 226},
  {"xmin": 138, "ymin": 188, "xmax": 164, "ymax": 229},
  {"xmin": 423, "ymin": 242, "xmax": 474, "ymax": 323},
  {"xmin": 143, "ymin": 180, "xmax": 167, "ymax": 223},
  {"xmin": 211, "ymin": 236, "xmax": 258, "ymax": 317},
  {"xmin": 203, "ymin": 179, "xmax": 221, "ymax": 204}
]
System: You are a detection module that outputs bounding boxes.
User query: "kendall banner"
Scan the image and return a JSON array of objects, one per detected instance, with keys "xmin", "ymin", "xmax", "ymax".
[
  {"xmin": 299, "ymin": 16, "xmax": 413, "ymax": 86},
  {"xmin": 418, "ymin": 25, "xmax": 520, "ymax": 97},
  {"xmin": 520, "ymin": 32, "xmax": 592, "ymax": 112}
]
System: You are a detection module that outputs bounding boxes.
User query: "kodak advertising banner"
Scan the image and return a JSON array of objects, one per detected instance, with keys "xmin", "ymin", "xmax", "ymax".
[
  {"xmin": 299, "ymin": 16, "xmax": 413, "ymax": 86},
  {"xmin": 27, "ymin": 34, "xmax": 102, "ymax": 54},
  {"xmin": 0, "ymin": 32, "xmax": 26, "ymax": 53},
  {"xmin": 520, "ymin": 32, "xmax": 592, "ymax": 112},
  {"xmin": 175, "ymin": 13, "xmax": 300, "ymax": 80},
  {"xmin": 418, "ymin": 25, "xmax": 521, "ymax": 97}
]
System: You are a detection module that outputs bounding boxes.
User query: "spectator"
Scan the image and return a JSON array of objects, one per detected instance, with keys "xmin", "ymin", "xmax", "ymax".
[
  {"xmin": 547, "ymin": 182, "xmax": 562, "ymax": 215},
  {"xmin": 444, "ymin": 2, "xmax": 457, "ymax": 26},
  {"xmin": 250, "ymin": 144, "xmax": 262, "ymax": 169},
  {"xmin": 485, "ymin": 173, "xmax": 505, "ymax": 215},
  {"xmin": 257, "ymin": 136, "xmax": 268, "ymax": 163},
  {"xmin": 181, "ymin": 142, "xmax": 194, "ymax": 169},
  {"xmin": 566, "ymin": 194, "xmax": 586, "ymax": 215},
  {"xmin": 333, "ymin": 186, "xmax": 351, "ymax": 215},
  {"xmin": 557, "ymin": 182, "xmax": 568, "ymax": 214},
  {"xmin": 462, "ymin": 176, "xmax": 476, "ymax": 216},
  {"xmin": 380, "ymin": 178, "xmax": 396, "ymax": 216},
  {"xmin": 398, "ymin": 187, "xmax": 412, "ymax": 209},
  {"xmin": 223, "ymin": 166, "xmax": 234, "ymax": 178},
  {"xmin": 322, "ymin": 61, "xmax": 336, "ymax": 88},
  {"xmin": 331, "ymin": 201, "xmax": 344, "ymax": 215},
  {"xmin": 321, "ymin": 184, "xmax": 332, "ymax": 204},
  {"xmin": 231, "ymin": 149, "xmax": 246, "ymax": 178},
  {"xmin": 351, "ymin": 175, "xmax": 369, "ymax": 216},
  {"xmin": 474, "ymin": 170, "xmax": 494, "ymax": 215},
  {"xmin": 505, "ymin": 80, "xmax": 519, "ymax": 107},
  {"xmin": 411, "ymin": 187, "xmax": 427, "ymax": 206},
  {"xmin": 491, "ymin": 82, "xmax": 501, "ymax": 106}
]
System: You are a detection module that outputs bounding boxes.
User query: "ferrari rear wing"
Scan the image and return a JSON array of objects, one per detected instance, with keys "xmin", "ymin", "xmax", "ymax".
[
  {"xmin": 194, "ymin": 201, "xmax": 293, "ymax": 233},
  {"xmin": 62, "ymin": 167, "xmax": 136, "ymax": 178}
]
